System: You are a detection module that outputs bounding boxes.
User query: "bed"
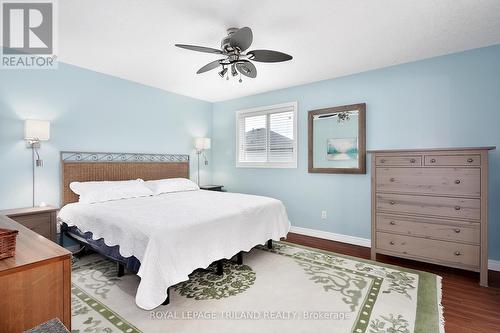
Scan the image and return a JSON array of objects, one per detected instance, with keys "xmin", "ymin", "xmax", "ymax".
[{"xmin": 57, "ymin": 151, "xmax": 290, "ymax": 310}]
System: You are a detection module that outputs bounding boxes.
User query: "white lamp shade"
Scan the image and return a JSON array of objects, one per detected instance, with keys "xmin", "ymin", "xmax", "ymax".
[
  {"xmin": 195, "ymin": 137, "xmax": 211, "ymax": 150},
  {"xmin": 24, "ymin": 120, "xmax": 50, "ymax": 141}
]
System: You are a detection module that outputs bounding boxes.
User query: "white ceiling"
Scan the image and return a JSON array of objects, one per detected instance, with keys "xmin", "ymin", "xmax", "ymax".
[{"xmin": 58, "ymin": 0, "xmax": 500, "ymax": 102}]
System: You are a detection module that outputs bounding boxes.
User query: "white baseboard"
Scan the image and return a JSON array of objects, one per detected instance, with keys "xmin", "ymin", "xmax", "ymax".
[
  {"xmin": 488, "ymin": 259, "xmax": 500, "ymax": 272},
  {"xmin": 289, "ymin": 225, "xmax": 500, "ymax": 272},
  {"xmin": 289, "ymin": 226, "xmax": 371, "ymax": 248}
]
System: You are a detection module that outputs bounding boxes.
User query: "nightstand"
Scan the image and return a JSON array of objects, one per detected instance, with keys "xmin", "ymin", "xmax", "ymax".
[
  {"xmin": 0, "ymin": 206, "xmax": 58, "ymax": 242},
  {"xmin": 200, "ymin": 185, "xmax": 224, "ymax": 192}
]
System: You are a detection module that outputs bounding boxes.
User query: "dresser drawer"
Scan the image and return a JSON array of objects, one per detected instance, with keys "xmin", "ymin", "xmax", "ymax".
[
  {"xmin": 376, "ymin": 214, "xmax": 480, "ymax": 244},
  {"xmin": 376, "ymin": 193, "xmax": 481, "ymax": 220},
  {"xmin": 376, "ymin": 232, "xmax": 480, "ymax": 268},
  {"xmin": 376, "ymin": 167, "xmax": 480, "ymax": 197},
  {"xmin": 376, "ymin": 155, "xmax": 421, "ymax": 166},
  {"xmin": 424, "ymin": 154, "xmax": 480, "ymax": 166},
  {"xmin": 11, "ymin": 213, "xmax": 52, "ymax": 239}
]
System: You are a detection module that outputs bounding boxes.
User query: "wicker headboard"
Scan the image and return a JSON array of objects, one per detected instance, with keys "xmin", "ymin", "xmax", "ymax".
[{"xmin": 60, "ymin": 151, "xmax": 190, "ymax": 206}]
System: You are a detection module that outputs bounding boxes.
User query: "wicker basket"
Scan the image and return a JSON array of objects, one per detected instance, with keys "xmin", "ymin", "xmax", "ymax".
[{"xmin": 0, "ymin": 228, "xmax": 18, "ymax": 260}]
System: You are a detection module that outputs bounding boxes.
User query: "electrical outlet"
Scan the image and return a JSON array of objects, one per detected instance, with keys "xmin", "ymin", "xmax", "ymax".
[{"xmin": 321, "ymin": 210, "xmax": 327, "ymax": 220}]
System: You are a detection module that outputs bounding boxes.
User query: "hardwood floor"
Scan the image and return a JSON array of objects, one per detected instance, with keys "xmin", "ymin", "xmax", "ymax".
[{"xmin": 286, "ymin": 232, "xmax": 500, "ymax": 333}]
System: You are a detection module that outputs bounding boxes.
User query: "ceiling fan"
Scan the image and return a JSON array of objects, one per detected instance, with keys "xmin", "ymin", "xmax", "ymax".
[{"xmin": 175, "ymin": 27, "xmax": 292, "ymax": 82}]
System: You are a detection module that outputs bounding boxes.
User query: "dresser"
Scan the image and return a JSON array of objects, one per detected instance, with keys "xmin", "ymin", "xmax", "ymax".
[
  {"xmin": 0, "ymin": 215, "xmax": 71, "ymax": 332},
  {"xmin": 0, "ymin": 206, "xmax": 58, "ymax": 242},
  {"xmin": 369, "ymin": 147, "xmax": 495, "ymax": 286}
]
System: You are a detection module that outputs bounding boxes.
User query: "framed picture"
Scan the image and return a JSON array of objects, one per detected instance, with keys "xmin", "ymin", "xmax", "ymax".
[{"xmin": 308, "ymin": 103, "xmax": 366, "ymax": 174}]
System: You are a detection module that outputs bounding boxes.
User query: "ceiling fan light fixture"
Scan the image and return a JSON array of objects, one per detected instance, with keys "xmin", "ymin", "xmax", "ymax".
[
  {"xmin": 218, "ymin": 67, "xmax": 228, "ymax": 78},
  {"xmin": 175, "ymin": 27, "xmax": 292, "ymax": 81},
  {"xmin": 231, "ymin": 64, "xmax": 238, "ymax": 77}
]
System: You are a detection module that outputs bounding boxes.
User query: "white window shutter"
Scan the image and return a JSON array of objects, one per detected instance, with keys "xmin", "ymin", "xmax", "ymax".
[
  {"xmin": 236, "ymin": 102, "xmax": 297, "ymax": 168},
  {"xmin": 269, "ymin": 110, "xmax": 294, "ymax": 162},
  {"xmin": 240, "ymin": 114, "xmax": 267, "ymax": 162}
]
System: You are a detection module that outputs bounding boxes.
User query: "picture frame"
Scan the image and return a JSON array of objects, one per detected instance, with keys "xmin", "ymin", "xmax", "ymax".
[{"xmin": 308, "ymin": 103, "xmax": 366, "ymax": 174}]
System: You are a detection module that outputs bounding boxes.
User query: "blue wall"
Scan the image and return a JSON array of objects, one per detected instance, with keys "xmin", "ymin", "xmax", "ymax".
[
  {"xmin": 1, "ymin": 45, "xmax": 499, "ymax": 260},
  {"xmin": 211, "ymin": 45, "xmax": 500, "ymax": 260},
  {"xmin": 0, "ymin": 63, "xmax": 212, "ymax": 209}
]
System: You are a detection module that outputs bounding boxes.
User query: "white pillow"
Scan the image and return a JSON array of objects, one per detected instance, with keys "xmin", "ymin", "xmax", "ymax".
[
  {"xmin": 70, "ymin": 179, "xmax": 153, "ymax": 204},
  {"xmin": 144, "ymin": 178, "xmax": 199, "ymax": 195}
]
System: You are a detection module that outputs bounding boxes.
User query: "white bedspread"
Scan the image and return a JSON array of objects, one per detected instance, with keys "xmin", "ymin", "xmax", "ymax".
[{"xmin": 58, "ymin": 190, "xmax": 290, "ymax": 309}]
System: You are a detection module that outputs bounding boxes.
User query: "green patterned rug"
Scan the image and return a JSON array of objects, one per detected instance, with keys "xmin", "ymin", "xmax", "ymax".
[{"xmin": 71, "ymin": 242, "xmax": 444, "ymax": 333}]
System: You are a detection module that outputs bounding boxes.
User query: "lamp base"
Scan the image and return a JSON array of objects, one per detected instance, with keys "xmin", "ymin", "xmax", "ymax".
[{"xmin": 26, "ymin": 140, "xmax": 40, "ymax": 148}]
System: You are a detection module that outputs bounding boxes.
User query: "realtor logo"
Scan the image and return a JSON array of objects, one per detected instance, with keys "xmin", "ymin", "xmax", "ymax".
[{"xmin": 1, "ymin": 0, "xmax": 57, "ymax": 69}]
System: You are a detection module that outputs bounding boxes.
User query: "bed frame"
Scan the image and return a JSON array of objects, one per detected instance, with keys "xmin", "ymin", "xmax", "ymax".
[{"xmin": 59, "ymin": 151, "xmax": 272, "ymax": 306}]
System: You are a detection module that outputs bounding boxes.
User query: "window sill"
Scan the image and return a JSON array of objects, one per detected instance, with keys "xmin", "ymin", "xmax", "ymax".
[{"xmin": 235, "ymin": 162, "xmax": 298, "ymax": 169}]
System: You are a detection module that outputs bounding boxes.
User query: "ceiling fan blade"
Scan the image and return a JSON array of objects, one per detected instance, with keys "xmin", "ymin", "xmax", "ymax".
[
  {"xmin": 247, "ymin": 49, "xmax": 292, "ymax": 62},
  {"xmin": 235, "ymin": 60, "xmax": 257, "ymax": 78},
  {"xmin": 229, "ymin": 27, "xmax": 253, "ymax": 51},
  {"xmin": 196, "ymin": 59, "xmax": 223, "ymax": 74},
  {"xmin": 175, "ymin": 44, "xmax": 222, "ymax": 54}
]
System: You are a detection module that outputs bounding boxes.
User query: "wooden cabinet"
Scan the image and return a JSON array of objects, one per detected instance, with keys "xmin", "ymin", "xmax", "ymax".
[
  {"xmin": 370, "ymin": 147, "xmax": 495, "ymax": 286},
  {"xmin": 0, "ymin": 215, "xmax": 71, "ymax": 332},
  {"xmin": 0, "ymin": 206, "xmax": 57, "ymax": 242}
]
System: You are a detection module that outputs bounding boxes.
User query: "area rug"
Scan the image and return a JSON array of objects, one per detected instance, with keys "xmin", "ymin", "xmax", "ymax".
[{"xmin": 71, "ymin": 242, "xmax": 444, "ymax": 333}]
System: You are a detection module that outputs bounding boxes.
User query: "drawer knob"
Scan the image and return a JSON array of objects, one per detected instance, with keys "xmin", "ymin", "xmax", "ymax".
[
  {"xmin": 389, "ymin": 177, "xmax": 396, "ymax": 182},
  {"xmin": 454, "ymin": 251, "xmax": 461, "ymax": 256},
  {"xmin": 454, "ymin": 229, "xmax": 461, "ymax": 233},
  {"xmin": 455, "ymin": 206, "xmax": 461, "ymax": 211},
  {"xmin": 390, "ymin": 221, "xmax": 396, "ymax": 225},
  {"xmin": 390, "ymin": 241, "xmax": 395, "ymax": 245},
  {"xmin": 455, "ymin": 179, "xmax": 461, "ymax": 184},
  {"xmin": 467, "ymin": 158, "xmax": 474, "ymax": 163},
  {"xmin": 430, "ymin": 158, "xmax": 436, "ymax": 163},
  {"xmin": 410, "ymin": 158, "xmax": 416, "ymax": 163},
  {"xmin": 390, "ymin": 201, "xmax": 396, "ymax": 205},
  {"xmin": 380, "ymin": 159, "xmax": 386, "ymax": 163}
]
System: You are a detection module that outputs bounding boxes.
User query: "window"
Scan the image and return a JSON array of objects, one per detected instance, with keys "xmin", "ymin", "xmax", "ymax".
[{"xmin": 236, "ymin": 102, "xmax": 297, "ymax": 168}]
